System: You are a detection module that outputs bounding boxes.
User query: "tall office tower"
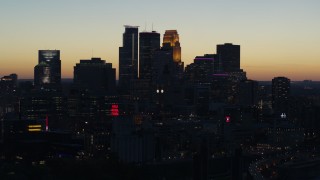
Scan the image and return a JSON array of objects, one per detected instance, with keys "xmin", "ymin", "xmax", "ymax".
[
  {"xmin": 216, "ymin": 43, "xmax": 240, "ymax": 72},
  {"xmin": 34, "ymin": 50, "xmax": 61, "ymax": 86},
  {"xmin": 74, "ymin": 57, "xmax": 116, "ymax": 93},
  {"xmin": 184, "ymin": 54, "xmax": 217, "ymax": 83},
  {"xmin": 239, "ymin": 80, "xmax": 259, "ymax": 106},
  {"xmin": 162, "ymin": 30, "xmax": 184, "ymax": 81},
  {"xmin": 119, "ymin": 26, "xmax": 139, "ymax": 92},
  {"xmin": 272, "ymin": 77, "xmax": 290, "ymax": 116},
  {"xmin": 139, "ymin": 31, "xmax": 160, "ymax": 79},
  {"xmin": 163, "ymin": 30, "xmax": 181, "ymax": 63},
  {"xmin": 0, "ymin": 74, "xmax": 18, "ymax": 114}
]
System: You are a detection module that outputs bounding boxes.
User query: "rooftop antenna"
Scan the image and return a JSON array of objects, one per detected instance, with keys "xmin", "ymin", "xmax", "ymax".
[
  {"xmin": 91, "ymin": 49, "xmax": 93, "ymax": 58},
  {"xmin": 144, "ymin": 22, "xmax": 147, "ymax": 32},
  {"xmin": 152, "ymin": 23, "xmax": 154, "ymax": 31}
]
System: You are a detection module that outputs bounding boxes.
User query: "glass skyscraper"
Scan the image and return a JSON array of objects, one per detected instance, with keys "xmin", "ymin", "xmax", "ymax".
[
  {"xmin": 139, "ymin": 31, "xmax": 160, "ymax": 80},
  {"xmin": 119, "ymin": 26, "xmax": 139, "ymax": 92},
  {"xmin": 34, "ymin": 50, "xmax": 61, "ymax": 86}
]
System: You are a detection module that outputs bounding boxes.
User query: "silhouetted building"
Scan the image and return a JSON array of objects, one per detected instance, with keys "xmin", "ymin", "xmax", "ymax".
[
  {"xmin": 71, "ymin": 57, "xmax": 117, "ymax": 138},
  {"xmin": 0, "ymin": 74, "xmax": 17, "ymax": 95},
  {"xmin": 0, "ymin": 74, "xmax": 18, "ymax": 115},
  {"xmin": 67, "ymin": 88, "xmax": 118, "ymax": 130},
  {"xmin": 1, "ymin": 113, "xmax": 47, "ymax": 135},
  {"xmin": 210, "ymin": 74, "xmax": 230, "ymax": 103},
  {"xmin": 152, "ymin": 44, "xmax": 174, "ymax": 86},
  {"xmin": 184, "ymin": 54, "xmax": 216, "ymax": 83},
  {"xmin": 130, "ymin": 79, "xmax": 153, "ymax": 112},
  {"xmin": 151, "ymin": 44, "xmax": 182, "ymax": 110},
  {"xmin": 74, "ymin": 57, "xmax": 116, "ymax": 93},
  {"xmin": 238, "ymin": 80, "xmax": 258, "ymax": 106},
  {"xmin": 193, "ymin": 138, "xmax": 208, "ymax": 180},
  {"xmin": 162, "ymin": 30, "xmax": 184, "ymax": 80},
  {"xmin": 216, "ymin": 43, "xmax": 240, "ymax": 72},
  {"xmin": 34, "ymin": 50, "xmax": 61, "ymax": 86},
  {"xmin": 32, "ymin": 51, "xmax": 65, "ymax": 127},
  {"xmin": 139, "ymin": 31, "xmax": 160, "ymax": 80},
  {"xmin": 111, "ymin": 117, "xmax": 155, "ymax": 163},
  {"xmin": 210, "ymin": 72, "xmax": 247, "ymax": 105},
  {"xmin": 151, "ymin": 31, "xmax": 184, "ymax": 86},
  {"xmin": 119, "ymin": 26, "xmax": 139, "ymax": 93},
  {"xmin": 272, "ymin": 77, "xmax": 290, "ymax": 116},
  {"xmin": 20, "ymin": 90, "xmax": 66, "ymax": 130},
  {"xmin": 213, "ymin": 44, "xmax": 246, "ymax": 104},
  {"xmin": 232, "ymin": 148, "xmax": 243, "ymax": 180},
  {"xmin": 194, "ymin": 83, "xmax": 212, "ymax": 115}
]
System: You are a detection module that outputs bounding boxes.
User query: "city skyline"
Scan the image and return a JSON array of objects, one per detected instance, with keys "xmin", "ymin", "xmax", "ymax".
[
  {"xmin": 1, "ymin": 0, "xmax": 320, "ymax": 80},
  {"xmin": 2, "ymin": 1, "xmax": 320, "ymax": 178}
]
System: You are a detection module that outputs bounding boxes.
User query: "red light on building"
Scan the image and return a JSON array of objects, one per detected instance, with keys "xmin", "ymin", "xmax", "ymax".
[
  {"xmin": 111, "ymin": 104, "xmax": 119, "ymax": 116},
  {"xmin": 225, "ymin": 116, "xmax": 230, "ymax": 123}
]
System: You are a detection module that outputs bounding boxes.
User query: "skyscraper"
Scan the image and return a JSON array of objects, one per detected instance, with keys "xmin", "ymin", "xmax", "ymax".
[
  {"xmin": 34, "ymin": 50, "xmax": 61, "ymax": 86},
  {"xmin": 152, "ymin": 44, "xmax": 174, "ymax": 85},
  {"xmin": 163, "ymin": 30, "xmax": 181, "ymax": 63},
  {"xmin": 184, "ymin": 54, "xmax": 216, "ymax": 83},
  {"xmin": 119, "ymin": 26, "xmax": 139, "ymax": 92},
  {"xmin": 74, "ymin": 57, "xmax": 116, "ymax": 93},
  {"xmin": 272, "ymin": 77, "xmax": 290, "ymax": 116},
  {"xmin": 239, "ymin": 80, "xmax": 258, "ymax": 106},
  {"xmin": 161, "ymin": 30, "xmax": 184, "ymax": 81},
  {"xmin": 216, "ymin": 43, "xmax": 240, "ymax": 72},
  {"xmin": 139, "ymin": 31, "xmax": 160, "ymax": 79},
  {"xmin": 0, "ymin": 74, "xmax": 18, "ymax": 114}
]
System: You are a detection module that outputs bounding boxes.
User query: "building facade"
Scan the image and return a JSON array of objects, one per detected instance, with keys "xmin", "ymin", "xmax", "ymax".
[
  {"xmin": 163, "ymin": 30, "xmax": 181, "ymax": 63},
  {"xmin": 34, "ymin": 50, "xmax": 61, "ymax": 86},
  {"xmin": 216, "ymin": 43, "xmax": 240, "ymax": 72},
  {"xmin": 139, "ymin": 31, "xmax": 160, "ymax": 80},
  {"xmin": 119, "ymin": 26, "xmax": 139, "ymax": 93},
  {"xmin": 74, "ymin": 57, "xmax": 116, "ymax": 93},
  {"xmin": 272, "ymin": 77, "xmax": 290, "ymax": 116}
]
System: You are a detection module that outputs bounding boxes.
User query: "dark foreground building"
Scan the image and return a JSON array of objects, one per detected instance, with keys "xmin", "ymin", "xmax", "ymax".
[{"xmin": 74, "ymin": 57, "xmax": 116, "ymax": 93}]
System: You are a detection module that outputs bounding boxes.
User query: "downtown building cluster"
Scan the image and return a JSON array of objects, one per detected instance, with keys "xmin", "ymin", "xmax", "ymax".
[{"xmin": 1, "ymin": 26, "xmax": 320, "ymax": 179}]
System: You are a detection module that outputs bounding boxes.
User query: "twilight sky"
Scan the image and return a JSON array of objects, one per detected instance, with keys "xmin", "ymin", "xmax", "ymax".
[{"xmin": 1, "ymin": 0, "xmax": 320, "ymax": 80}]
